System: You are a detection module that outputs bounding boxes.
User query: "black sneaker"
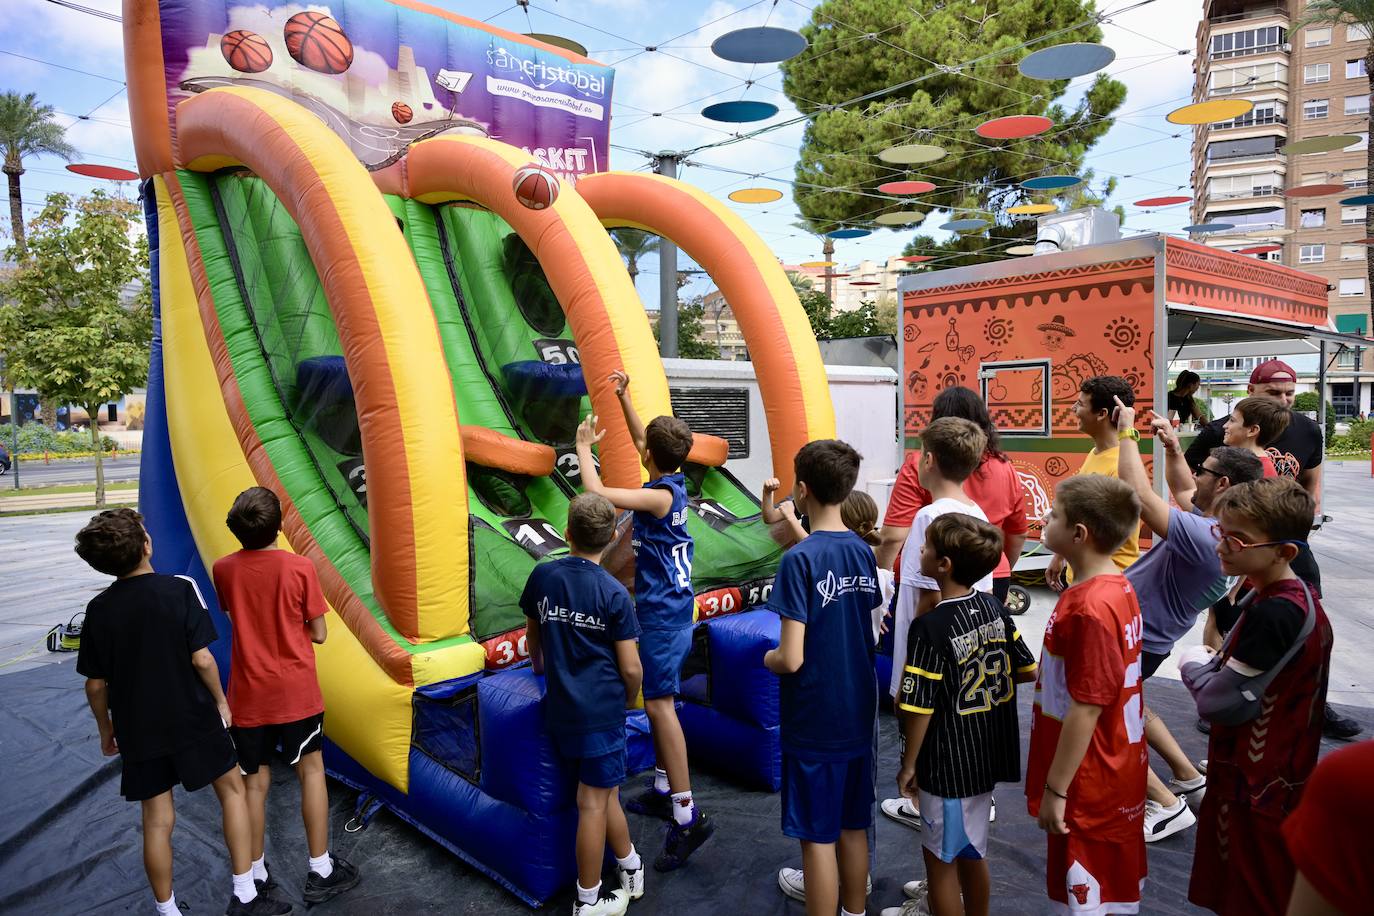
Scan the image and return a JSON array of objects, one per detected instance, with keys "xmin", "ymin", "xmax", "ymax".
[
  {"xmin": 254, "ymin": 860, "xmax": 279, "ymax": 896},
  {"xmin": 654, "ymin": 811, "xmax": 714, "ymax": 872},
  {"xmin": 624, "ymin": 785, "xmax": 673, "ymax": 821},
  {"xmin": 1323, "ymin": 705, "xmax": 1363, "ymax": 740},
  {"xmin": 303, "ymin": 855, "xmax": 361, "ymax": 904},
  {"xmin": 225, "ymin": 893, "xmax": 292, "ymax": 916}
]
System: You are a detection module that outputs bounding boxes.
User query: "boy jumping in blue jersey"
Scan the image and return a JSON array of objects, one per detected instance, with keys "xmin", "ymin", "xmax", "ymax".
[
  {"xmin": 765, "ymin": 439, "xmax": 880, "ymax": 916},
  {"xmin": 524, "ymin": 493, "xmax": 645, "ymax": 916},
  {"xmin": 575, "ymin": 369, "xmax": 714, "ymax": 872}
]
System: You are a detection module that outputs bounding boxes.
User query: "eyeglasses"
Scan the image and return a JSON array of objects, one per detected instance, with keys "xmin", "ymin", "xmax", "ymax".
[{"xmin": 1210, "ymin": 522, "xmax": 1307, "ymax": 554}]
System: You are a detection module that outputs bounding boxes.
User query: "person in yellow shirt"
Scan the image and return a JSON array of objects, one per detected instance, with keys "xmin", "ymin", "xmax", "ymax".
[{"xmin": 1046, "ymin": 376, "xmax": 1141, "ymax": 590}]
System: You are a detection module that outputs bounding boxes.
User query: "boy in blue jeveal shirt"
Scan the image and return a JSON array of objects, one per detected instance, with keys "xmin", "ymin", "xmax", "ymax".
[
  {"xmin": 575, "ymin": 368, "xmax": 714, "ymax": 872},
  {"xmin": 765, "ymin": 439, "xmax": 880, "ymax": 916},
  {"xmin": 523, "ymin": 493, "xmax": 644, "ymax": 916}
]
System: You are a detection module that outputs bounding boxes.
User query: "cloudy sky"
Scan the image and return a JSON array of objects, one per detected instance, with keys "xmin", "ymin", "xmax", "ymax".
[{"xmin": 2, "ymin": 0, "xmax": 1202, "ymax": 304}]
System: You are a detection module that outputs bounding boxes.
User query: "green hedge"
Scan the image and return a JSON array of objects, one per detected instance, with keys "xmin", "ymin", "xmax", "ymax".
[
  {"xmin": 0, "ymin": 424, "xmax": 119, "ymax": 455},
  {"xmin": 1330, "ymin": 418, "xmax": 1374, "ymax": 455}
]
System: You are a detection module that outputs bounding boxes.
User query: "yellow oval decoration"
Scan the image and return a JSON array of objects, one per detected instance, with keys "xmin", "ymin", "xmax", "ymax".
[
  {"xmin": 874, "ymin": 210, "xmax": 925, "ymax": 225},
  {"xmin": 877, "ymin": 143, "xmax": 947, "ymax": 164},
  {"xmin": 1006, "ymin": 244, "xmax": 1037, "ymax": 255},
  {"xmin": 728, "ymin": 187, "xmax": 784, "ymax": 203},
  {"xmin": 1166, "ymin": 99, "xmax": 1254, "ymax": 125},
  {"xmin": 1008, "ymin": 203, "xmax": 1056, "ymax": 215},
  {"xmin": 800, "ymin": 260, "xmax": 837, "ymax": 267}
]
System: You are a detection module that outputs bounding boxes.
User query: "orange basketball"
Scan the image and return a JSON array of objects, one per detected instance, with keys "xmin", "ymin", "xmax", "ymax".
[
  {"xmin": 392, "ymin": 101, "xmax": 413, "ymax": 124},
  {"xmin": 283, "ymin": 11, "xmax": 353, "ymax": 74},
  {"xmin": 221, "ymin": 30, "xmax": 273, "ymax": 73},
  {"xmin": 513, "ymin": 165, "xmax": 560, "ymax": 210}
]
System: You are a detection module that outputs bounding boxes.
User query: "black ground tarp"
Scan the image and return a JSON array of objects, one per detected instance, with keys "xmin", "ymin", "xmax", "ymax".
[{"xmin": 2, "ymin": 657, "xmax": 1369, "ymax": 915}]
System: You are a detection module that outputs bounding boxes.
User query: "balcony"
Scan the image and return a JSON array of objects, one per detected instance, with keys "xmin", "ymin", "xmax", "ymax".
[
  {"xmin": 1207, "ymin": 4, "xmax": 1287, "ymax": 25},
  {"xmin": 1209, "ymin": 79, "xmax": 1288, "ymax": 96},
  {"xmin": 1209, "ymin": 186, "xmax": 1284, "ymax": 201},
  {"xmin": 1210, "ymin": 42, "xmax": 1287, "ymax": 60},
  {"xmin": 1212, "ymin": 112, "xmax": 1287, "ymax": 129}
]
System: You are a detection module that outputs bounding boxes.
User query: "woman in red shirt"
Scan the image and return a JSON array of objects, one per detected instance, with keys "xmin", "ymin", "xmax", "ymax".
[{"xmin": 876, "ymin": 386, "xmax": 1028, "ymax": 604}]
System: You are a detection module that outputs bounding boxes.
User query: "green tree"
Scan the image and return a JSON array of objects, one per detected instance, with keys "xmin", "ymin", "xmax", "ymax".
[
  {"xmin": 0, "ymin": 191, "xmax": 151, "ymax": 505},
  {"xmin": 0, "ymin": 92, "xmax": 75, "ymax": 252},
  {"xmin": 787, "ymin": 270, "xmax": 836, "ymax": 339},
  {"xmin": 1295, "ymin": 0, "xmax": 1374, "ymax": 335},
  {"xmin": 652, "ymin": 295, "xmax": 720, "ymax": 359},
  {"xmin": 609, "ymin": 227, "xmax": 661, "ymax": 286},
  {"xmin": 780, "ymin": 0, "xmax": 1126, "ymax": 233}
]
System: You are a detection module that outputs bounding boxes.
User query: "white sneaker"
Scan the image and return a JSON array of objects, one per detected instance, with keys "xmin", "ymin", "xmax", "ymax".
[
  {"xmin": 881, "ymin": 892, "xmax": 933, "ymax": 916},
  {"xmin": 880, "ymin": 796, "xmax": 922, "ymax": 831},
  {"xmin": 777, "ymin": 867, "xmax": 872, "ymax": 903},
  {"xmin": 572, "ymin": 887, "xmax": 628, "ymax": 916},
  {"xmin": 1143, "ymin": 797, "xmax": 1197, "ymax": 843},
  {"xmin": 617, "ymin": 863, "xmax": 644, "ymax": 900},
  {"xmin": 1199, "ymin": 759, "xmax": 1208, "ymax": 774},
  {"xmin": 1168, "ymin": 774, "xmax": 1206, "ymax": 806},
  {"xmin": 989, "ymin": 797, "xmax": 997, "ymax": 823},
  {"xmin": 903, "ymin": 879, "xmax": 928, "ymax": 900}
]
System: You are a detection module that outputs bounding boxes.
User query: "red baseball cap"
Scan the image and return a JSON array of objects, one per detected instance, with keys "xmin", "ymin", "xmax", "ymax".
[{"xmin": 1250, "ymin": 359, "xmax": 1298, "ymax": 384}]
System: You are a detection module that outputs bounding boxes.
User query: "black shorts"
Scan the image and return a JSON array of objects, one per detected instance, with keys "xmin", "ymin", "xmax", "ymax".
[
  {"xmin": 992, "ymin": 577, "xmax": 1010, "ymax": 604},
  {"xmin": 121, "ymin": 728, "xmax": 237, "ymax": 802},
  {"xmin": 231, "ymin": 713, "xmax": 325, "ymax": 774},
  {"xmin": 1141, "ymin": 650, "xmax": 1169, "ymax": 680}
]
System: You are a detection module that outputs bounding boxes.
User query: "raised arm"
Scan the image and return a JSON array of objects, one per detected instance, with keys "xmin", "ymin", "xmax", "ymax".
[
  {"xmin": 1152, "ymin": 415, "xmax": 1198, "ymax": 512},
  {"xmin": 574, "ymin": 414, "xmax": 672, "ymax": 516},
  {"xmin": 1112, "ymin": 397, "xmax": 1170, "ymax": 538},
  {"xmin": 609, "ymin": 370, "xmax": 647, "ymax": 456},
  {"xmin": 760, "ymin": 477, "xmax": 784, "ymax": 525}
]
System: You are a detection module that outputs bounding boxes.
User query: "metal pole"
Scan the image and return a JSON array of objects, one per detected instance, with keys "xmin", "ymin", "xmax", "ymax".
[
  {"xmin": 1317, "ymin": 340, "xmax": 1328, "ymax": 442},
  {"xmin": 655, "ymin": 153, "xmax": 680, "ymax": 359},
  {"xmin": 10, "ymin": 390, "xmax": 18, "ymax": 489}
]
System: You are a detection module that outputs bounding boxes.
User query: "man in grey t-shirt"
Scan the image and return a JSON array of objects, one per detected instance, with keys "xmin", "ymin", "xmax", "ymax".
[{"xmin": 1114, "ymin": 398, "xmax": 1264, "ymax": 844}]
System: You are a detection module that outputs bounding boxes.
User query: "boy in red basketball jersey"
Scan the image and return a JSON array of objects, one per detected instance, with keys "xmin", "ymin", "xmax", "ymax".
[
  {"xmin": 1026, "ymin": 476, "xmax": 1149, "ymax": 915},
  {"xmin": 213, "ymin": 488, "xmax": 361, "ymax": 904},
  {"xmin": 1182, "ymin": 479, "xmax": 1332, "ymax": 916}
]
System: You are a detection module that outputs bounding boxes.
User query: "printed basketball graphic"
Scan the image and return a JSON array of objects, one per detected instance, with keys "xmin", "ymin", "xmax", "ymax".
[
  {"xmin": 391, "ymin": 101, "xmax": 413, "ymax": 124},
  {"xmin": 512, "ymin": 165, "xmax": 560, "ymax": 210},
  {"xmin": 220, "ymin": 30, "xmax": 273, "ymax": 73},
  {"xmin": 284, "ymin": 12, "xmax": 353, "ymax": 74}
]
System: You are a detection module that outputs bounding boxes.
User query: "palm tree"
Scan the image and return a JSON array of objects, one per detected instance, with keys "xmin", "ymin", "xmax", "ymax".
[
  {"xmin": 609, "ymin": 227, "xmax": 661, "ymax": 287},
  {"xmin": 1295, "ymin": 1, "xmax": 1374, "ymax": 334},
  {"xmin": 0, "ymin": 92, "xmax": 75, "ymax": 253}
]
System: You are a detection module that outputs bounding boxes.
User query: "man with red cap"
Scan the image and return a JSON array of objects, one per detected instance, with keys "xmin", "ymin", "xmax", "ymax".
[{"xmin": 1184, "ymin": 358, "xmax": 1361, "ymax": 740}]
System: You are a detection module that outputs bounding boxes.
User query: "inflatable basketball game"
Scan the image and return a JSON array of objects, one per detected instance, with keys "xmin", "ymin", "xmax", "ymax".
[{"xmin": 125, "ymin": 0, "xmax": 833, "ymax": 902}]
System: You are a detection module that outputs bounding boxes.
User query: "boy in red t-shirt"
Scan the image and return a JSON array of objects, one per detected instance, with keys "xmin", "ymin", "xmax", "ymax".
[
  {"xmin": 213, "ymin": 487, "xmax": 361, "ymax": 904},
  {"xmin": 1026, "ymin": 475, "xmax": 1149, "ymax": 915},
  {"xmin": 1181, "ymin": 478, "xmax": 1331, "ymax": 916}
]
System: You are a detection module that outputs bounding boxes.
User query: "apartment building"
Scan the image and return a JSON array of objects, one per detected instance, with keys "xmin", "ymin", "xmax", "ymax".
[{"xmin": 1191, "ymin": 0, "xmax": 1372, "ymax": 339}]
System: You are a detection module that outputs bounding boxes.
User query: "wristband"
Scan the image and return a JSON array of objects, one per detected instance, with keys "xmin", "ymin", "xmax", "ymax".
[{"xmin": 1045, "ymin": 783, "xmax": 1069, "ymax": 800}]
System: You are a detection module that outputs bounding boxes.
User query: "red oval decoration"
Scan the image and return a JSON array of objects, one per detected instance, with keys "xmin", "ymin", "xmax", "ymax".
[
  {"xmin": 66, "ymin": 163, "xmax": 139, "ymax": 181},
  {"xmin": 848, "ymin": 280, "xmax": 882, "ymax": 287},
  {"xmin": 1283, "ymin": 184, "xmax": 1344, "ymax": 198},
  {"xmin": 878, "ymin": 180, "xmax": 936, "ymax": 195},
  {"xmin": 820, "ymin": 273, "xmax": 852, "ymax": 278},
  {"xmin": 900, "ymin": 255, "xmax": 935, "ymax": 262},
  {"xmin": 1353, "ymin": 237, "xmax": 1374, "ymax": 245},
  {"xmin": 1134, "ymin": 196, "xmax": 1191, "ymax": 207},
  {"xmin": 1238, "ymin": 244, "xmax": 1282, "ymax": 254},
  {"xmin": 975, "ymin": 115, "xmax": 1053, "ymax": 140}
]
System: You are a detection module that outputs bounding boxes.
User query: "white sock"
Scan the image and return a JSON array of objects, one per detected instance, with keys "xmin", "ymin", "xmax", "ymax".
[
  {"xmin": 154, "ymin": 893, "xmax": 178, "ymax": 916},
  {"xmin": 309, "ymin": 851, "xmax": 333, "ymax": 879},
  {"xmin": 616, "ymin": 846, "xmax": 642, "ymax": 871},
  {"xmin": 576, "ymin": 881, "xmax": 601, "ymax": 904},
  {"xmin": 670, "ymin": 790, "xmax": 695, "ymax": 826},
  {"xmin": 653, "ymin": 768, "xmax": 670, "ymax": 794},
  {"xmin": 842, "ymin": 909, "xmax": 866, "ymax": 916},
  {"xmin": 251, "ymin": 855, "xmax": 267, "ymax": 881},
  {"xmin": 231, "ymin": 871, "xmax": 257, "ymax": 904}
]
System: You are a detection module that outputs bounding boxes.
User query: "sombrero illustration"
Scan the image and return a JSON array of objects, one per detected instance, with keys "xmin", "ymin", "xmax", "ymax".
[{"xmin": 1036, "ymin": 314, "xmax": 1076, "ymax": 335}]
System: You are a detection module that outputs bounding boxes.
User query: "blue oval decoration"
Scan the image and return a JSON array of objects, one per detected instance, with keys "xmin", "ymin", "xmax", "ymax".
[
  {"xmin": 941, "ymin": 218, "xmax": 989, "ymax": 231},
  {"xmin": 1021, "ymin": 175, "xmax": 1083, "ymax": 191},
  {"xmin": 702, "ymin": 100, "xmax": 780, "ymax": 123},
  {"xmin": 712, "ymin": 27, "xmax": 809, "ymax": 64},
  {"xmin": 1018, "ymin": 43, "xmax": 1116, "ymax": 80},
  {"xmin": 826, "ymin": 227, "xmax": 872, "ymax": 239},
  {"xmin": 1339, "ymin": 194, "xmax": 1374, "ymax": 206},
  {"xmin": 1183, "ymin": 222, "xmax": 1235, "ymax": 233}
]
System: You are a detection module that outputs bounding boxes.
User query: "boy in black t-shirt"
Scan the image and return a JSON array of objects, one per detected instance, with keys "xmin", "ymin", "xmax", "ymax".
[
  {"xmin": 74, "ymin": 509, "xmax": 290, "ymax": 916},
  {"xmin": 896, "ymin": 513, "xmax": 1037, "ymax": 916},
  {"xmin": 522, "ymin": 493, "xmax": 644, "ymax": 916}
]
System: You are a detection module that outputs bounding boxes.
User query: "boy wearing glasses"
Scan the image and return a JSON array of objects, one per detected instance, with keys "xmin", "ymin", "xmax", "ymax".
[
  {"xmin": 1181, "ymin": 478, "xmax": 1332, "ymax": 916},
  {"xmin": 1113, "ymin": 399, "xmax": 1264, "ymax": 843}
]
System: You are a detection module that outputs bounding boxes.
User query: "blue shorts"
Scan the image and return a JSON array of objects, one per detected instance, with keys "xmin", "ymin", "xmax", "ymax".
[
  {"xmin": 639, "ymin": 626, "xmax": 693, "ymax": 700},
  {"xmin": 781, "ymin": 752, "xmax": 875, "ymax": 843},
  {"xmin": 552, "ymin": 728, "xmax": 627, "ymax": 789},
  {"xmin": 918, "ymin": 789, "xmax": 992, "ymax": 863}
]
